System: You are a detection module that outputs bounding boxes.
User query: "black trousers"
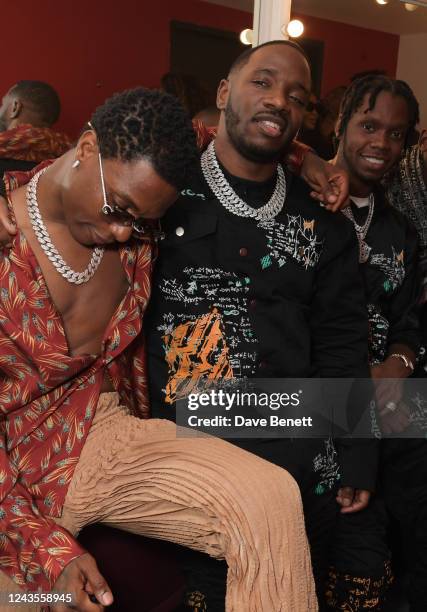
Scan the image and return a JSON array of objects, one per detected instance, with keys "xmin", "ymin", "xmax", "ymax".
[
  {"xmin": 328, "ymin": 496, "xmax": 390, "ymax": 576},
  {"xmin": 181, "ymin": 438, "xmax": 338, "ymax": 612},
  {"xmin": 327, "ymin": 495, "xmax": 391, "ymax": 610},
  {"xmin": 381, "ymin": 439, "xmax": 427, "ymax": 612},
  {"xmin": 327, "ymin": 439, "xmax": 427, "ymax": 612}
]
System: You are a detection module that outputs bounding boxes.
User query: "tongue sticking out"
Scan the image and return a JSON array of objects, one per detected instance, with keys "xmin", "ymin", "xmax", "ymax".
[{"xmin": 259, "ymin": 120, "xmax": 282, "ymax": 137}]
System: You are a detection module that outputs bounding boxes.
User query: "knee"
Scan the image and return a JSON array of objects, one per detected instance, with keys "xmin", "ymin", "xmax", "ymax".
[
  {"xmin": 234, "ymin": 460, "xmax": 304, "ymax": 522},
  {"xmin": 255, "ymin": 462, "xmax": 302, "ymax": 505}
]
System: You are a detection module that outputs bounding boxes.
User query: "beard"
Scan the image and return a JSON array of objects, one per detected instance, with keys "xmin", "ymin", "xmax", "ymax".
[{"xmin": 224, "ymin": 98, "xmax": 293, "ymax": 164}]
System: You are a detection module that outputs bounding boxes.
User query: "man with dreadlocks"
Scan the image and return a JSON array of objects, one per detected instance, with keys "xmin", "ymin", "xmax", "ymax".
[
  {"xmin": 326, "ymin": 75, "xmax": 422, "ymax": 611},
  {"xmin": 387, "ymin": 130, "xmax": 427, "ymax": 295},
  {"xmin": 386, "ymin": 129, "xmax": 427, "ymax": 377},
  {"xmin": 0, "ymin": 87, "xmax": 317, "ymax": 612}
]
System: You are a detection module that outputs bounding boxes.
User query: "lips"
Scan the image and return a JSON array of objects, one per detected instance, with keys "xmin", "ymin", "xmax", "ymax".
[
  {"xmin": 254, "ymin": 115, "xmax": 287, "ymax": 138},
  {"xmin": 92, "ymin": 229, "xmax": 114, "ymax": 245},
  {"xmin": 360, "ymin": 154, "xmax": 388, "ymax": 169}
]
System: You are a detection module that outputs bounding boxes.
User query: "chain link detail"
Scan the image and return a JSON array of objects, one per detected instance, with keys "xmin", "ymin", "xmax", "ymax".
[
  {"xmin": 27, "ymin": 168, "xmax": 105, "ymax": 285},
  {"xmin": 201, "ymin": 141, "xmax": 286, "ymax": 221}
]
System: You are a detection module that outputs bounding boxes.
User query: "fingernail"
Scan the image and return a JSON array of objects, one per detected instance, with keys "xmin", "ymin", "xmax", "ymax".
[{"xmin": 101, "ymin": 592, "xmax": 113, "ymax": 606}]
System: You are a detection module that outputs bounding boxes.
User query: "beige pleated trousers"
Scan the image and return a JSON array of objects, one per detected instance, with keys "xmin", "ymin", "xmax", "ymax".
[{"xmin": 0, "ymin": 392, "xmax": 317, "ymax": 611}]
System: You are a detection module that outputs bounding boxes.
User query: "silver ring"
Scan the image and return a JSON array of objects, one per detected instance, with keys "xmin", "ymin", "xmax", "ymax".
[{"xmin": 385, "ymin": 401, "xmax": 397, "ymax": 413}]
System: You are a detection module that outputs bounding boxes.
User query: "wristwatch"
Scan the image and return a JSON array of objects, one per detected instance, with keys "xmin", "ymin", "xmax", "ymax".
[{"xmin": 389, "ymin": 352, "xmax": 414, "ymax": 373}]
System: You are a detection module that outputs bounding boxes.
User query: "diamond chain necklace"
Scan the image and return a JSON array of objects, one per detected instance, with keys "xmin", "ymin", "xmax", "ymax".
[
  {"xmin": 201, "ymin": 141, "xmax": 286, "ymax": 221},
  {"xmin": 27, "ymin": 168, "xmax": 105, "ymax": 285},
  {"xmin": 341, "ymin": 193, "xmax": 375, "ymax": 263}
]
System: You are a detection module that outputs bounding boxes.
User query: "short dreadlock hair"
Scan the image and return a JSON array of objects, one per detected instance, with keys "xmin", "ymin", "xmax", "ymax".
[
  {"xmin": 89, "ymin": 87, "xmax": 198, "ymax": 190},
  {"xmin": 228, "ymin": 40, "xmax": 310, "ymax": 77},
  {"xmin": 337, "ymin": 75, "xmax": 419, "ymax": 146},
  {"xmin": 12, "ymin": 80, "xmax": 61, "ymax": 126}
]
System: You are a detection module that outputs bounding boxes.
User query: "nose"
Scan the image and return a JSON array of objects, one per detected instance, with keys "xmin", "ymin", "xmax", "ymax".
[
  {"xmin": 264, "ymin": 87, "xmax": 289, "ymax": 112},
  {"xmin": 372, "ymin": 130, "xmax": 390, "ymax": 151},
  {"xmin": 110, "ymin": 223, "xmax": 133, "ymax": 243}
]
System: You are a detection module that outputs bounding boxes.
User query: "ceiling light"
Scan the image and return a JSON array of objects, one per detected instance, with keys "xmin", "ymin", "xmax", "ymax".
[
  {"xmin": 239, "ymin": 29, "xmax": 253, "ymax": 45},
  {"xmin": 399, "ymin": 0, "xmax": 427, "ymax": 6},
  {"xmin": 376, "ymin": 0, "xmax": 389, "ymax": 4},
  {"xmin": 404, "ymin": 2, "xmax": 418, "ymax": 9},
  {"xmin": 286, "ymin": 19, "xmax": 304, "ymax": 38}
]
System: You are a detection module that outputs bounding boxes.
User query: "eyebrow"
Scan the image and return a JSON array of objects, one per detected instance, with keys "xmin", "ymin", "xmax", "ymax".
[
  {"xmin": 108, "ymin": 187, "xmax": 139, "ymax": 213},
  {"xmin": 252, "ymin": 69, "xmax": 310, "ymax": 95},
  {"xmin": 359, "ymin": 114, "xmax": 408, "ymax": 130}
]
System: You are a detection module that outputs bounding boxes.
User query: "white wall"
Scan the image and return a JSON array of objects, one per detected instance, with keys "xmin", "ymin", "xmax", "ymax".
[{"xmin": 397, "ymin": 33, "xmax": 427, "ymax": 127}]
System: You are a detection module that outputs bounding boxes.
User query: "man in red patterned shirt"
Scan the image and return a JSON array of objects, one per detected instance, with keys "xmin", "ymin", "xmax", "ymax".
[
  {"xmin": 0, "ymin": 80, "xmax": 72, "ymax": 163},
  {"xmin": 0, "ymin": 87, "xmax": 317, "ymax": 612}
]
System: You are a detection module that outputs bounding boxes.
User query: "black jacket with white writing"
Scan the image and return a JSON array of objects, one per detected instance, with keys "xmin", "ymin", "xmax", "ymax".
[
  {"xmin": 349, "ymin": 186, "xmax": 420, "ymax": 364},
  {"xmin": 146, "ymin": 163, "xmax": 377, "ymax": 491}
]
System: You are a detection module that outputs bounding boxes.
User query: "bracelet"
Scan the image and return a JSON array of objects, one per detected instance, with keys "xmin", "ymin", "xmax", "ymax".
[{"xmin": 389, "ymin": 352, "xmax": 414, "ymax": 372}]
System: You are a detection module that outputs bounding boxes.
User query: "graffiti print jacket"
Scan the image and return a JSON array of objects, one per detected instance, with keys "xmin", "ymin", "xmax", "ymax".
[
  {"xmin": 146, "ymin": 161, "xmax": 378, "ymax": 492},
  {"xmin": 348, "ymin": 186, "xmax": 420, "ymax": 365}
]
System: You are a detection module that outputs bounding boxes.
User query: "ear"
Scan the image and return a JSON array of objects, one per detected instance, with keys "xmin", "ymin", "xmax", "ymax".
[
  {"xmin": 334, "ymin": 113, "xmax": 343, "ymax": 139},
  {"xmin": 216, "ymin": 79, "xmax": 230, "ymax": 111},
  {"xmin": 10, "ymin": 98, "xmax": 22, "ymax": 120},
  {"xmin": 74, "ymin": 128, "xmax": 99, "ymax": 162}
]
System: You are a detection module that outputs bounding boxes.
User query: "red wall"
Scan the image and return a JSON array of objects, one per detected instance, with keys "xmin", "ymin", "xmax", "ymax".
[
  {"xmin": 0, "ymin": 0, "xmax": 250, "ymax": 139},
  {"xmin": 292, "ymin": 12, "xmax": 400, "ymax": 96},
  {"xmin": 0, "ymin": 1, "xmax": 398, "ymax": 139}
]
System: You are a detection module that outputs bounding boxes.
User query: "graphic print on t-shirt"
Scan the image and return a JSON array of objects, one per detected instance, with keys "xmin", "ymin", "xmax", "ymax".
[
  {"xmin": 369, "ymin": 247, "xmax": 405, "ymax": 292},
  {"xmin": 163, "ymin": 308, "xmax": 234, "ymax": 403},
  {"xmin": 158, "ymin": 267, "xmax": 257, "ymax": 404},
  {"xmin": 258, "ymin": 216, "xmax": 323, "ymax": 271}
]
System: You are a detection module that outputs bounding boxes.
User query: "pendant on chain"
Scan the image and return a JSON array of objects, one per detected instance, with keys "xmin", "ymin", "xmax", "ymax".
[{"xmin": 359, "ymin": 239, "xmax": 372, "ymax": 264}]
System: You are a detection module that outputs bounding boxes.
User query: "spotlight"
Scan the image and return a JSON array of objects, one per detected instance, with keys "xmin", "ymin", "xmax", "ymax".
[
  {"xmin": 399, "ymin": 0, "xmax": 427, "ymax": 7},
  {"xmin": 286, "ymin": 19, "xmax": 304, "ymax": 38},
  {"xmin": 239, "ymin": 29, "xmax": 253, "ymax": 45},
  {"xmin": 375, "ymin": 0, "xmax": 389, "ymax": 4}
]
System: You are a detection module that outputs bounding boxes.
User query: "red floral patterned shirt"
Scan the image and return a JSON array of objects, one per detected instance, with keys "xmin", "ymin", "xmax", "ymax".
[
  {"xmin": 0, "ymin": 165, "xmax": 152, "ymax": 591},
  {"xmin": 0, "ymin": 124, "xmax": 72, "ymax": 162}
]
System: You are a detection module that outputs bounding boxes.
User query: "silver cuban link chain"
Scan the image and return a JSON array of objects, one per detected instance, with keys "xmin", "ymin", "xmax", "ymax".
[
  {"xmin": 201, "ymin": 141, "xmax": 286, "ymax": 221},
  {"xmin": 341, "ymin": 193, "xmax": 375, "ymax": 263},
  {"xmin": 27, "ymin": 168, "xmax": 105, "ymax": 285}
]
